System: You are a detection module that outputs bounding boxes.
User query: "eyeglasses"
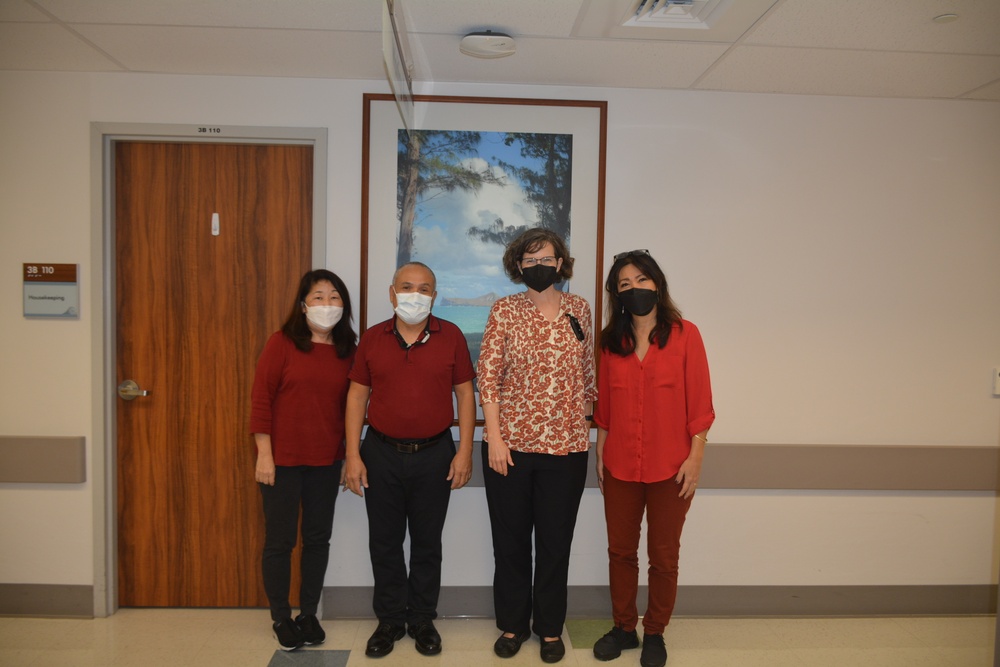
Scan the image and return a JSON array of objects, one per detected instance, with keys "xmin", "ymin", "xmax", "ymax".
[
  {"xmin": 521, "ymin": 256, "xmax": 558, "ymax": 267},
  {"xmin": 613, "ymin": 249, "xmax": 650, "ymax": 263}
]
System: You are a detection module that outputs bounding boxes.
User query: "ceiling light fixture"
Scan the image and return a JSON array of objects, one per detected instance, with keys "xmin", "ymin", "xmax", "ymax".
[{"xmin": 459, "ymin": 30, "xmax": 516, "ymax": 59}]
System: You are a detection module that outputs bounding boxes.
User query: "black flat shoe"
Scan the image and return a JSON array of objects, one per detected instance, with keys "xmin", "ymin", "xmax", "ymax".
[
  {"xmin": 407, "ymin": 620, "xmax": 442, "ymax": 655},
  {"xmin": 494, "ymin": 630, "xmax": 531, "ymax": 658},
  {"xmin": 365, "ymin": 622, "xmax": 406, "ymax": 657},
  {"xmin": 540, "ymin": 637, "xmax": 566, "ymax": 663}
]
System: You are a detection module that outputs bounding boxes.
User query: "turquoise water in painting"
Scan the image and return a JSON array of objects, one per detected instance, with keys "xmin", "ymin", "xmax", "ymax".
[
  {"xmin": 434, "ymin": 305, "xmax": 490, "ymax": 334},
  {"xmin": 434, "ymin": 305, "xmax": 490, "ymax": 368}
]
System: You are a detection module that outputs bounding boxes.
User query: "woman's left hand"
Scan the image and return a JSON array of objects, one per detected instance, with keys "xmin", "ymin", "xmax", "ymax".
[{"xmin": 676, "ymin": 455, "xmax": 702, "ymax": 499}]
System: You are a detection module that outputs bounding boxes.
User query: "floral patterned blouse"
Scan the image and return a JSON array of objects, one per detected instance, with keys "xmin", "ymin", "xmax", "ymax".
[{"xmin": 477, "ymin": 291, "xmax": 597, "ymax": 455}]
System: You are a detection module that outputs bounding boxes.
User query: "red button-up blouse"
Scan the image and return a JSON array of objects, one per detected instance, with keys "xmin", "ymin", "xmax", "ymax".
[{"xmin": 594, "ymin": 320, "xmax": 715, "ymax": 483}]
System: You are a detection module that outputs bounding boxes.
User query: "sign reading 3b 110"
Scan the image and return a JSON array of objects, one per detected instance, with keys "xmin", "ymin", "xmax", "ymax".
[{"xmin": 23, "ymin": 263, "xmax": 79, "ymax": 318}]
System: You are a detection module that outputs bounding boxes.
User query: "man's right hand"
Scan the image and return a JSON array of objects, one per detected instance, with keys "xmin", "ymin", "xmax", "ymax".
[{"xmin": 343, "ymin": 455, "xmax": 368, "ymax": 496}]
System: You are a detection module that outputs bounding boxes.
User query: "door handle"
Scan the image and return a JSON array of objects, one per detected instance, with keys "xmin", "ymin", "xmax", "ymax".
[{"xmin": 118, "ymin": 379, "xmax": 151, "ymax": 401}]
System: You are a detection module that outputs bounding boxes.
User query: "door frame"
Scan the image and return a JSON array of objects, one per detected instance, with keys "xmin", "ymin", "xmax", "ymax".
[{"xmin": 89, "ymin": 123, "xmax": 327, "ymax": 617}]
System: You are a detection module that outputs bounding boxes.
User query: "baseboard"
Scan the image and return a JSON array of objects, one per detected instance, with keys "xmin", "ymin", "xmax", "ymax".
[
  {"xmin": 2, "ymin": 582, "xmax": 992, "ymax": 618},
  {"xmin": 0, "ymin": 584, "xmax": 93, "ymax": 617},
  {"xmin": 322, "ymin": 584, "xmax": 997, "ymax": 619}
]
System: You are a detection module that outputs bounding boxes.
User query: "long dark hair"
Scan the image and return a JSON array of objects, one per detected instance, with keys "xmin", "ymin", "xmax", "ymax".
[
  {"xmin": 280, "ymin": 269, "xmax": 357, "ymax": 357},
  {"xmin": 600, "ymin": 251, "xmax": 682, "ymax": 356}
]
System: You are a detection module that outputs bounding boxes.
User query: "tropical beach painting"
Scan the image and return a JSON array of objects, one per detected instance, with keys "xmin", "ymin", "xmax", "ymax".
[
  {"xmin": 361, "ymin": 95, "xmax": 608, "ymax": 425},
  {"xmin": 395, "ymin": 128, "xmax": 574, "ymax": 368}
]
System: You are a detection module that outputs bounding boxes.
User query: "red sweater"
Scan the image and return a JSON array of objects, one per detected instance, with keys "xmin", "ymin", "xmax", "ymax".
[
  {"xmin": 594, "ymin": 321, "xmax": 715, "ymax": 483},
  {"xmin": 250, "ymin": 332, "xmax": 354, "ymax": 466}
]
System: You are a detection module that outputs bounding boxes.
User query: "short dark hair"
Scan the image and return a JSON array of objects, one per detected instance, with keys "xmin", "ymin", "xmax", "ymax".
[
  {"xmin": 280, "ymin": 269, "xmax": 357, "ymax": 357},
  {"xmin": 502, "ymin": 228, "xmax": 574, "ymax": 284},
  {"xmin": 600, "ymin": 252, "xmax": 682, "ymax": 356}
]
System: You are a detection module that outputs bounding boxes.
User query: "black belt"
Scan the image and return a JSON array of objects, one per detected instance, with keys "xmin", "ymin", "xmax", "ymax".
[{"xmin": 371, "ymin": 427, "xmax": 449, "ymax": 454}]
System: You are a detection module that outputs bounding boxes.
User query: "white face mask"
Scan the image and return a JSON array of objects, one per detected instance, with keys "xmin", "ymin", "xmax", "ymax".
[
  {"xmin": 392, "ymin": 288, "xmax": 433, "ymax": 325},
  {"xmin": 304, "ymin": 304, "xmax": 343, "ymax": 331}
]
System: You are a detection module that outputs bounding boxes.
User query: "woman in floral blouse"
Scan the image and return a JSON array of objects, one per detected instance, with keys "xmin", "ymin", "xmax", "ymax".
[{"xmin": 477, "ymin": 228, "xmax": 597, "ymax": 664}]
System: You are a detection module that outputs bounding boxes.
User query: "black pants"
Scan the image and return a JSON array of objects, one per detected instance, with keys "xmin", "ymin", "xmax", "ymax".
[
  {"xmin": 361, "ymin": 428, "xmax": 455, "ymax": 626},
  {"xmin": 482, "ymin": 446, "xmax": 589, "ymax": 638},
  {"xmin": 259, "ymin": 462, "xmax": 341, "ymax": 621}
]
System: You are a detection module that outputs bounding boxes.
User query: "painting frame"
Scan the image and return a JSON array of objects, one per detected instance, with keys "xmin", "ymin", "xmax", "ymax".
[{"xmin": 361, "ymin": 93, "xmax": 607, "ymax": 421}]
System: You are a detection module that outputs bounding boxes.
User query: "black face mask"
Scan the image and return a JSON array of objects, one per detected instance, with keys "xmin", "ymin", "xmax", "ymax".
[
  {"xmin": 619, "ymin": 288, "xmax": 658, "ymax": 316},
  {"xmin": 521, "ymin": 265, "xmax": 559, "ymax": 293}
]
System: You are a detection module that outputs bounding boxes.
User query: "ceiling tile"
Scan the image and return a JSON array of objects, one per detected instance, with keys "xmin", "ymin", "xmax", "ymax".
[
  {"xmin": 71, "ymin": 25, "xmax": 385, "ymax": 79},
  {"xmin": 964, "ymin": 78, "xmax": 1000, "ymax": 101},
  {"xmin": 744, "ymin": 0, "xmax": 1000, "ymax": 55},
  {"xmin": 32, "ymin": 0, "xmax": 382, "ymax": 31},
  {"xmin": 698, "ymin": 46, "xmax": 1000, "ymax": 99},
  {"xmin": 416, "ymin": 35, "xmax": 729, "ymax": 89},
  {"xmin": 400, "ymin": 0, "xmax": 586, "ymax": 38},
  {"xmin": 0, "ymin": 0, "xmax": 51, "ymax": 22},
  {"xmin": 0, "ymin": 23, "xmax": 124, "ymax": 71},
  {"xmin": 574, "ymin": 0, "xmax": 779, "ymax": 43}
]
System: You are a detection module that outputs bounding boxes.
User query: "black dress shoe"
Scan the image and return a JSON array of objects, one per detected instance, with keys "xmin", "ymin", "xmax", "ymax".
[
  {"xmin": 407, "ymin": 620, "xmax": 442, "ymax": 655},
  {"xmin": 365, "ymin": 622, "xmax": 406, "ymax": 657},
  {"xmin": 494, "ymin": 630, "xmax": 531, "ymax": 658},
  {"xmin": 540, "ymin": 637, "xmax": 566, "ymax": 664}
]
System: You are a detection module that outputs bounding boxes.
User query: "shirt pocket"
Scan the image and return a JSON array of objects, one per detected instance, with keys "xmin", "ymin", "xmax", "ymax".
[
  {"xmin": 609, "ymin": 358, "xmax": 632, "ymax": 390},
  {"xmin": 653, "ymin": 355, "xmax": 683, "ymax": 389}
]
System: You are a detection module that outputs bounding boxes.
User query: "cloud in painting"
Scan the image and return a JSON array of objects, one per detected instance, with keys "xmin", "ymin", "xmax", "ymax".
[{"xmin": 411, "ymin": 157, "xmax": 537, "ymax": 299}]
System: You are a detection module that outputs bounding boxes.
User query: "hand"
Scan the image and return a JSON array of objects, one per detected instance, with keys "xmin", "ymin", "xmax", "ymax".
[
  {"xmin": 343, "ymin": 456, "xmax": 368, "ymax": 497},
  {"xmin": 255, "ymin": 453, "xmax": 275, "ymax": 486},
  {"xmin": 487, "ymin": 436, "xmax": 515, "ymax": 476},
  {"xmin": 676, "ymin": 455, "xmax": 702, "ymax": 499},
  {"xmin": 595, "ymin": 455, "xmax": 605, "ymax": 495},
  {"xmin": 447, "ymin": 450, "xmax": 473, "ymax": 490}
]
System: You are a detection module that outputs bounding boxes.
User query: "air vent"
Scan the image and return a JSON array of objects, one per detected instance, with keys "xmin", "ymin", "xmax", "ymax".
[{"xmin": 624, "ymin": 0, "xmax": 733, "ymax": 29}]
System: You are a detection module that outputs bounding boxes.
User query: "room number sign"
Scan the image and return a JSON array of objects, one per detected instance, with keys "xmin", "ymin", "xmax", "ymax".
[{"xmin": 23, "ymin": 263, "xmax": 79, "ymax": 318}]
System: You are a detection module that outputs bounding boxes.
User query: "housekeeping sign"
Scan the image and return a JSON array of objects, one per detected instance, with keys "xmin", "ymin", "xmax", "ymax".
[{"xmin": 23, "ymin": 263, "xmax": 79, "ymax": 318}]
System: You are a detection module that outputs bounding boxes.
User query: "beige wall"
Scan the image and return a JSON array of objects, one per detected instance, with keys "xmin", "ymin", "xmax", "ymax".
[{"xmin": 0, "ymin": 71, "xmax": 998, "ymax": 608}]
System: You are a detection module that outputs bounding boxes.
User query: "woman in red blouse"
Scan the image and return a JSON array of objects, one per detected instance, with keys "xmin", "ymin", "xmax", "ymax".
[
  {"xmin": 592, "ymin": 250, "xmax": 714, "ymax": 667},
  {"xmin": 250, "ymin": 269, "xmax": 357, "ymax": 652},
  {"xmin": 478, "ymin": 228, "xmax": 597, "ymax": 664}
]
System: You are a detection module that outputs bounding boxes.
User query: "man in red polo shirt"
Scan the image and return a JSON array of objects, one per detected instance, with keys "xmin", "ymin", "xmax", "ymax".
[{"xmin": 344, "ymin": 261, "xmax": 476, "ymax": 659}]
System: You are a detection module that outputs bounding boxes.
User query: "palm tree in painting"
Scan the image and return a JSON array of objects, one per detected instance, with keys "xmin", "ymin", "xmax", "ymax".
[{"xmin": 396, "ymin": 129, "xmax": 502, "ymax": 266}]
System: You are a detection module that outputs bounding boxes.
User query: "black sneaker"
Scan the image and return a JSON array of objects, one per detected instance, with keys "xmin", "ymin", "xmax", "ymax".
[
  {"xmin": 593, "ymin": 625, "xmax": 639, "ymax": 660},
  {"xmin": 295, "ymin": 613, "xmax": 325, "ymax": 645},
  {"xmin": 640, "ymin": 633, "xmax": 667, "ymax": 667},
  {"xmin": 273, "ymin": 617, "xmax": 305, "ymax": 651}
]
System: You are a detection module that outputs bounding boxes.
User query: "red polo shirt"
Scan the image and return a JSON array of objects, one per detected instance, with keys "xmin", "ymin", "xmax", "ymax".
[{"xmin": 349, "ymin": 315, "xmax": 475, "ymax": 440}]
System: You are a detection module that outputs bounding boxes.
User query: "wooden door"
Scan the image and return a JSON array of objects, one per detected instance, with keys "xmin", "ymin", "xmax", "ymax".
[{"xmin": 116, "ymin": 141, "xmax": 312, "ymax": 606}]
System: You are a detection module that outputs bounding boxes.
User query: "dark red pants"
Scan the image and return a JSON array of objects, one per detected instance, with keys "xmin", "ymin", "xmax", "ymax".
[{"xmin": 602, "ymin": 470, "xmax": 693, "ymax": 635}]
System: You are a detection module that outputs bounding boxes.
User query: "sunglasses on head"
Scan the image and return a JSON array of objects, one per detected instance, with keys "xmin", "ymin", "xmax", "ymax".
[{"xmin": 613, "ymin": 249, "xmax": 651, "ymax": 263}]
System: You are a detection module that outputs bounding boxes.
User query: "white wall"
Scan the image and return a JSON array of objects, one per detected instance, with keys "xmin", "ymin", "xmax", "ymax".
[{"xmin": 0, "ymin": 71, "xmax": 997, "ymax": 601}]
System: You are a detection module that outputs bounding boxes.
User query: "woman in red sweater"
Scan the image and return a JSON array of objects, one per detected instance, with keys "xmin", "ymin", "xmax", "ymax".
[
  {"xmin": 592, "ymin": 250, "xmax": 715, "ymax": 667},
  {"xmin": 250, "ymin": 269, "xmax": 357, "ymax": 651}
]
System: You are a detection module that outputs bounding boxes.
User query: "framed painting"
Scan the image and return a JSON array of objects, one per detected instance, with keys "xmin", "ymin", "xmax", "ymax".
[{"xmin": 361, "ymin": 93, "xmax": 607, "ymax": 420}]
